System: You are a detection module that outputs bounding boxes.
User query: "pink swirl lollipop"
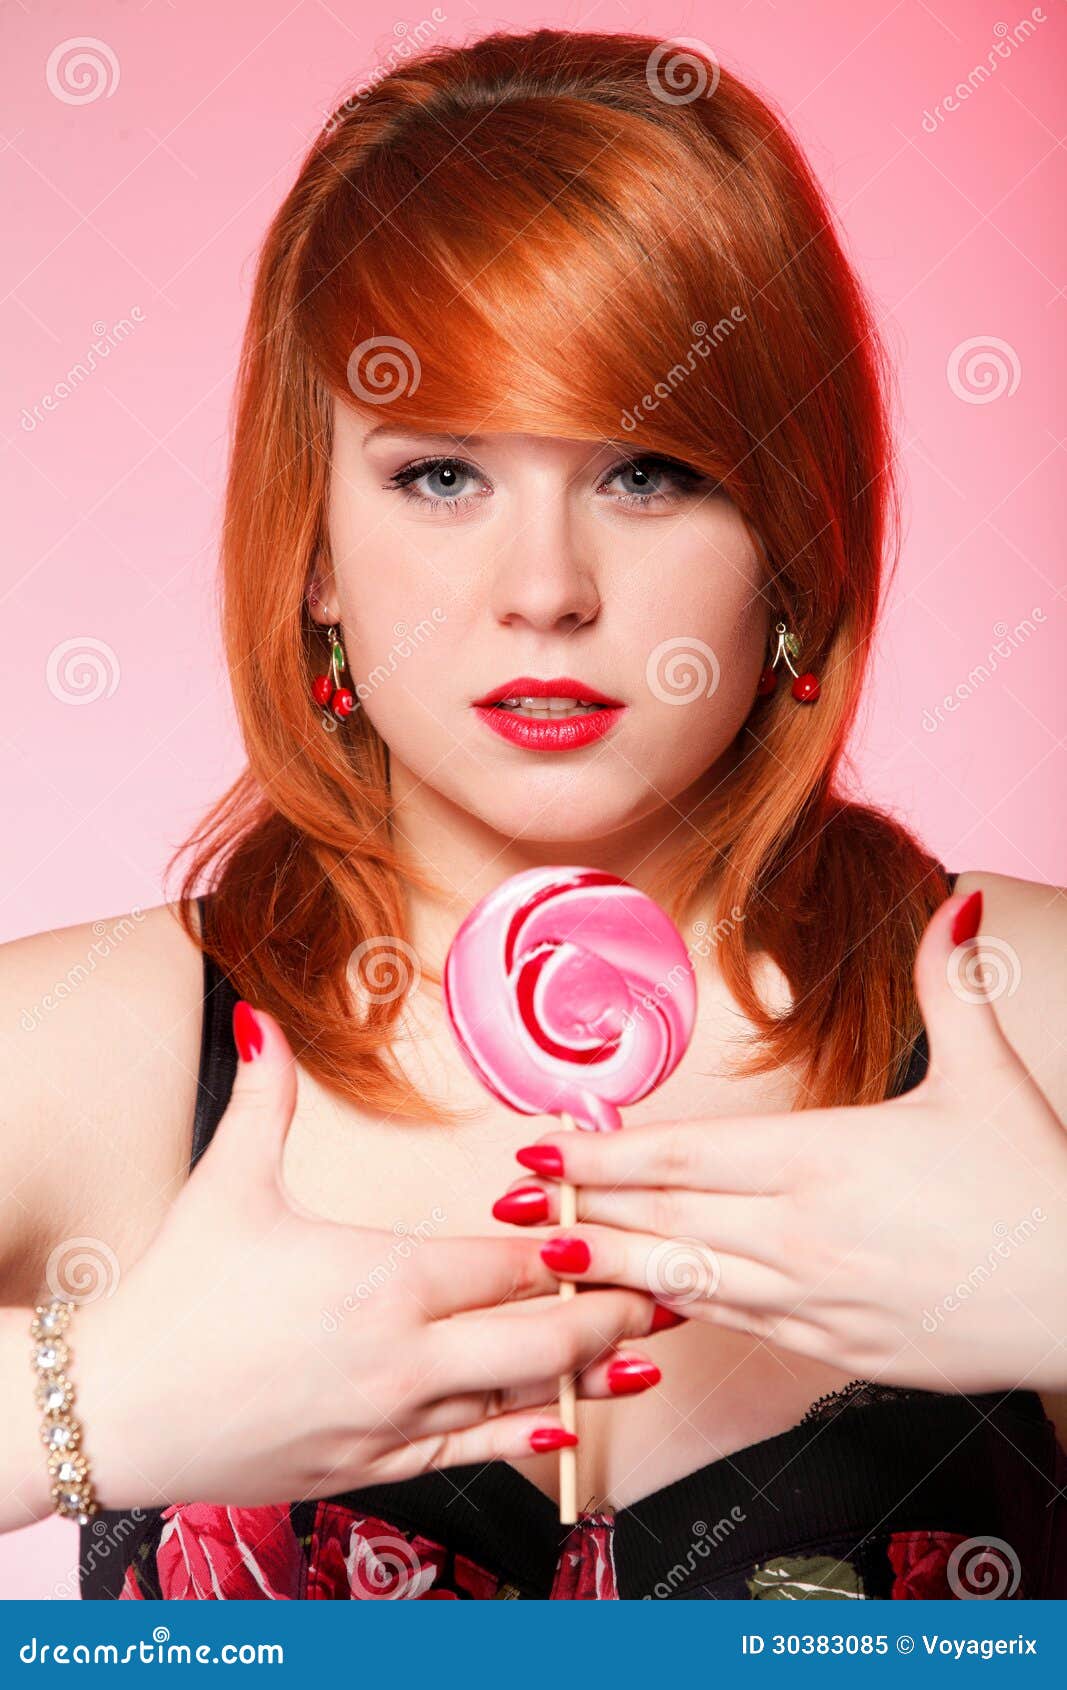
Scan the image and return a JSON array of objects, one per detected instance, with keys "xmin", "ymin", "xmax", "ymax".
[
  {"xmin": 443, "ymin": 865, "xmax": 697, "ymax": 1133},
  {"xmin": 443, "ymin": 865, "xmax": 697, "ymax": 1524}
]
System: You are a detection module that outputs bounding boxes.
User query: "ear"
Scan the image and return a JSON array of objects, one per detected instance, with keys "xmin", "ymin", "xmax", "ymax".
[{"xmin": 912, "ymin": 886, "xmax": 1023, "ymax": 1089}]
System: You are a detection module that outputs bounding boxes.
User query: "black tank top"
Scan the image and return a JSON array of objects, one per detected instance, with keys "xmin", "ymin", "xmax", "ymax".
[{"xmin": 78, "ymin": 874, "xmax": 1067, "ymax": 1599}]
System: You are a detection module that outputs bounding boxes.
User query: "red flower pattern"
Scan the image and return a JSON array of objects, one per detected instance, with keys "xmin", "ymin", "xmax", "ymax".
[{"xmin": 117, "ymin": 1499, "xmax": 998, "ymax": 1601}]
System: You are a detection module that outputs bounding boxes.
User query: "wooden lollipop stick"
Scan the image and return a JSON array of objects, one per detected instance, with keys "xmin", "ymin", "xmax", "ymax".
[{"xmin": 557, "ymin": 1109, "xmax": 578, "ymax": 1525}]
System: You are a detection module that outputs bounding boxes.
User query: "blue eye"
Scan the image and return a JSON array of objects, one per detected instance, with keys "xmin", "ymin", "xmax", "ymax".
[
  {"xmin": 387, "ymin": 456, "xmax": 487, "ymax": 515},
  {"xmin": 385, "ymin": 452, "xmax": 712, "ymax": 516}
]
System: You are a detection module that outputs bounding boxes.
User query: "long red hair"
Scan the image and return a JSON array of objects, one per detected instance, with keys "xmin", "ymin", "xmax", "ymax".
[{"xmin": 167, "ymin": 27, "xmax": 950, "ymax": 1117}]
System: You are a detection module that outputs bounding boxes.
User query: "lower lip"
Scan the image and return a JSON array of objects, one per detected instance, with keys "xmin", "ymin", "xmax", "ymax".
[{"xmin": 472, "ymin": 704, "xmax": 626, "ymax": 751}]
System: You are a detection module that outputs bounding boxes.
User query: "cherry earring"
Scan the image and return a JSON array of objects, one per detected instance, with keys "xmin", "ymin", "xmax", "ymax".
[
  {"xmin": 756, "ymin": 619, "xmax": 820, "ymax": 703},
  {"xmin": 311, "ymin": 624, "xmax": 356, "ymax": 726}
]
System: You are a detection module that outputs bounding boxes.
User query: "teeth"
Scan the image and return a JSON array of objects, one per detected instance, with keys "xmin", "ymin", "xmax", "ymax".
[{"xmin": 496, "ymin": 696, "xmax": 605, "ymax": 715}]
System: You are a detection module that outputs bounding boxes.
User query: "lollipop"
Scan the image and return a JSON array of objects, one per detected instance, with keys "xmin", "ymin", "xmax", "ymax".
[{"xmin": 443, "ymin": 865, "xmax": 697, "ymax": 1522}]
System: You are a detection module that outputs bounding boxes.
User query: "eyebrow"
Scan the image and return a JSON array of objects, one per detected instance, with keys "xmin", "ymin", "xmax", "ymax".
[
  {"xmin": 362, "ymin": 426, "xmax": 491, "ymax": 448},
  {"xmin": 362, "ymin": 426, "xmax": 639, "ymax": 456}
]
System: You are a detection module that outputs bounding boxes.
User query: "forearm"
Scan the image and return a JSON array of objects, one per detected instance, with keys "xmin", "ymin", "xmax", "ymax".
[{"xmin": 0, "ymin": 1305, "xmax": 58, "ymax": 1532}]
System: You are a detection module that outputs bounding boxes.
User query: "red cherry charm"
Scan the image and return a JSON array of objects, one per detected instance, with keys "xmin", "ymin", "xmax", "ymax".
[
  {"xmin": 312, "ymin": 674, "xmax": 332, "ymax": 707},
  {"xmin": 791, "ymin": 672, "xmax": 820, "ymax": 702},
  {"xmin": 330, "ymin": 687, "xmax": 356, "ymax": 719},
  {"xmin": 756, "ymin": 665, "xmax": 777, "ymax": 697}
]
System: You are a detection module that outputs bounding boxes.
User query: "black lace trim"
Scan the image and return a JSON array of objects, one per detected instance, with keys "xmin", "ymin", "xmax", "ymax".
[{"xmin": 798, "ymin": 1377, "xmax": 936, "ymax": 1426}]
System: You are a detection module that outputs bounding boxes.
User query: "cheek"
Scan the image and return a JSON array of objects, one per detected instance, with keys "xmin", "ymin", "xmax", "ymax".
[{"xmin": 625, "ymin": 548, "xmax": 766, "ymax": 745}]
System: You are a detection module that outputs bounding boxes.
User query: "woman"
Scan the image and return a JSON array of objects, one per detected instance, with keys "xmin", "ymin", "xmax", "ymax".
[{"xmin": 2, "ymin": 27, "xmax": 1064, "ymax": 1601}]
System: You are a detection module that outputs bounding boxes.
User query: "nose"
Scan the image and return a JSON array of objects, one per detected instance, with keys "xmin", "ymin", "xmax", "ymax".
[{"xmin": 488, "ymin": 504, "xmax": 601, "ymax": 635}]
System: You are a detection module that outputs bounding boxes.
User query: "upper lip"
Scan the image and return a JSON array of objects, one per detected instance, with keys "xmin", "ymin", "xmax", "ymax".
[{"xmin": 472, "ymin": 675, "xmax": 625, "ymax": 707}]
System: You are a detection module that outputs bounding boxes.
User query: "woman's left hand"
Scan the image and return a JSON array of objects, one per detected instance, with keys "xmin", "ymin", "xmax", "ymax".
[{"xmin": 489, "ymin": 888, "xmax": 1067, "ymax": 1393}]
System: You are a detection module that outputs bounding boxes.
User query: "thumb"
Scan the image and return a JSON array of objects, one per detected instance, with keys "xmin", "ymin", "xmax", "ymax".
[
  {"xmin": 206, "ymin": 999, "xmax": 299, "ymax": 1196},
  {"xmin": 912, "ymin": 885, "xmax": 1022, "ymax": 1087}
]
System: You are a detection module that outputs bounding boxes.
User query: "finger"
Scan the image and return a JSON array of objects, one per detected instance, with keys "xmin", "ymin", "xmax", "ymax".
[
  {"xmin": 210, "ymin": 1003, "xmax": 297, "ymax": 1202},
  {"xmin": 416, "ymin": 1343, "xmax": 663, "ymax": 1436},
  {"xmin": 415, "ymin": 1233, "xmax": 582, "ymax": 1319},
  {"xmin": 512, "ymin": 1114, "xmax": 825, "ymax": 1195},
  {"xmin": 535, "ymin": 1222, "xmax": 794, "ymax": 1313},
  {"xmin": 427, "ymin": 1284, "xmax": 659, "ymax": 1396},
  {"xmin": 492, "ymin": 1179, "xmax": 785, "ymax": 1267},
  {"xmin": 377, "ymin": 1406, "xmax": 586, "ymax": 1486},
  {"xmin": 916, "ymin": 883, "xmax": 1023, "ymax": 1085}
]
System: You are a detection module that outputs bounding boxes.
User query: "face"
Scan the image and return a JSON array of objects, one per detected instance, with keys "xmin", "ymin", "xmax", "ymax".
[{"xmin": 318, "ymin": 401, "xmax": 769, "ymax": 848}]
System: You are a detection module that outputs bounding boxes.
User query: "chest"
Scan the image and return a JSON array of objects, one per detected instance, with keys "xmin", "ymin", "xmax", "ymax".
[{"xmin": 279, "ymin": 986, "xmax": 860, "ymax": 1510}]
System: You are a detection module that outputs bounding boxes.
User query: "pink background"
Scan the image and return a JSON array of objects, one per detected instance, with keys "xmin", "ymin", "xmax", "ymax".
[{"xmin": 2, "ymin": 0, "xmax": 1064, "ymax": 1596}]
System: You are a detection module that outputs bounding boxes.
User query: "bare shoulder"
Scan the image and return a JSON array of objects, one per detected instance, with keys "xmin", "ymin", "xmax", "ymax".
[
  {"xmin": 951, "ymin": 868, "xmax": 1067, "ymax": 1111},
  {"xmin": 0, "ymin": 899, "xmax": 206, "ymax": 1306}
]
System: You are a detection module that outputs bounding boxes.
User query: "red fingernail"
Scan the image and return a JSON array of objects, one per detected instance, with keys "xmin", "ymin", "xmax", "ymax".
[
  {"xmin": 492, "ymin": 1186, "xmax": 550, "ymax": 1225},
  {"xmin": 650, "ymin": 1304, "xmax": 688, "ymax": 1333},
  {"xmin": 529, "ymin": 1426, "xmax": 579, "ymax": 1452},
  {"xmin": 233, "ymin": 1000, "xmax": 263, "ymax": 1062},
  {"xmin": 516, "ymin": 1145, "xmax": 564, "ymax": 1178},
  {"xmin": 607, "ymin": 1356, "xmax": 661, "ymax": 1395},
  {"xmin": 951, "ymin": 889, "xmax": 982, "ymax": 945},
  {"xmin": 540, "ymin": 1236, "xmax": 591, "ymax": 1273}
]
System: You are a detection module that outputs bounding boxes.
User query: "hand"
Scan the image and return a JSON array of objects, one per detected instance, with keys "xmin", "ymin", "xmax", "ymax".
[
  {"xmin": 75, "ymin": 1002, "xmax": 664, "ymax": 1512},
  {"xmin": 490, "ymin": 888, "xmax": 1067, "ymax": 1393}
]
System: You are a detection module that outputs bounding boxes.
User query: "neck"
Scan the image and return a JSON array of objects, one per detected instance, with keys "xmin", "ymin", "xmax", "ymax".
[{"xmin": 386, "ymin": 750, "xmax": 736, "ymax": 984}]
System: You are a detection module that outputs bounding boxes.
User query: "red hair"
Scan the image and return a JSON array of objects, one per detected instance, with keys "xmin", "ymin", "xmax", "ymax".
[{"xmin": 167, "ymin": 27, "xmax": 949, "ymax": 1118}]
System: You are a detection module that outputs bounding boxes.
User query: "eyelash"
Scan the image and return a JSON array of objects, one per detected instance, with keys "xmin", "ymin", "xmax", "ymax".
[{"xmin": 384, "ymin": 453, "xmax": 708, "ymax": 516}]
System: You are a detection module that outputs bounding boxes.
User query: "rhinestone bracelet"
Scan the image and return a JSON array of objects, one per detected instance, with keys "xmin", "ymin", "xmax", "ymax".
[{"xmin": 30, "ymin": 1297, "xmax": 100, "ymax": 1524}]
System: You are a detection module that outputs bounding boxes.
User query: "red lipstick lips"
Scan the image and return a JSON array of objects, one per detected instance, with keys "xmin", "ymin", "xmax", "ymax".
[{"xmin": 471, "ymin": 675, "xmax": 627, "ymax": 752}]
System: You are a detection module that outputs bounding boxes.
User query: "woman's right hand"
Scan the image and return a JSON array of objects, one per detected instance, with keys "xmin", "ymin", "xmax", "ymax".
[{"xmin": 75, "ymin": 1002, "xmax": 663, "ymax": 1512}]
